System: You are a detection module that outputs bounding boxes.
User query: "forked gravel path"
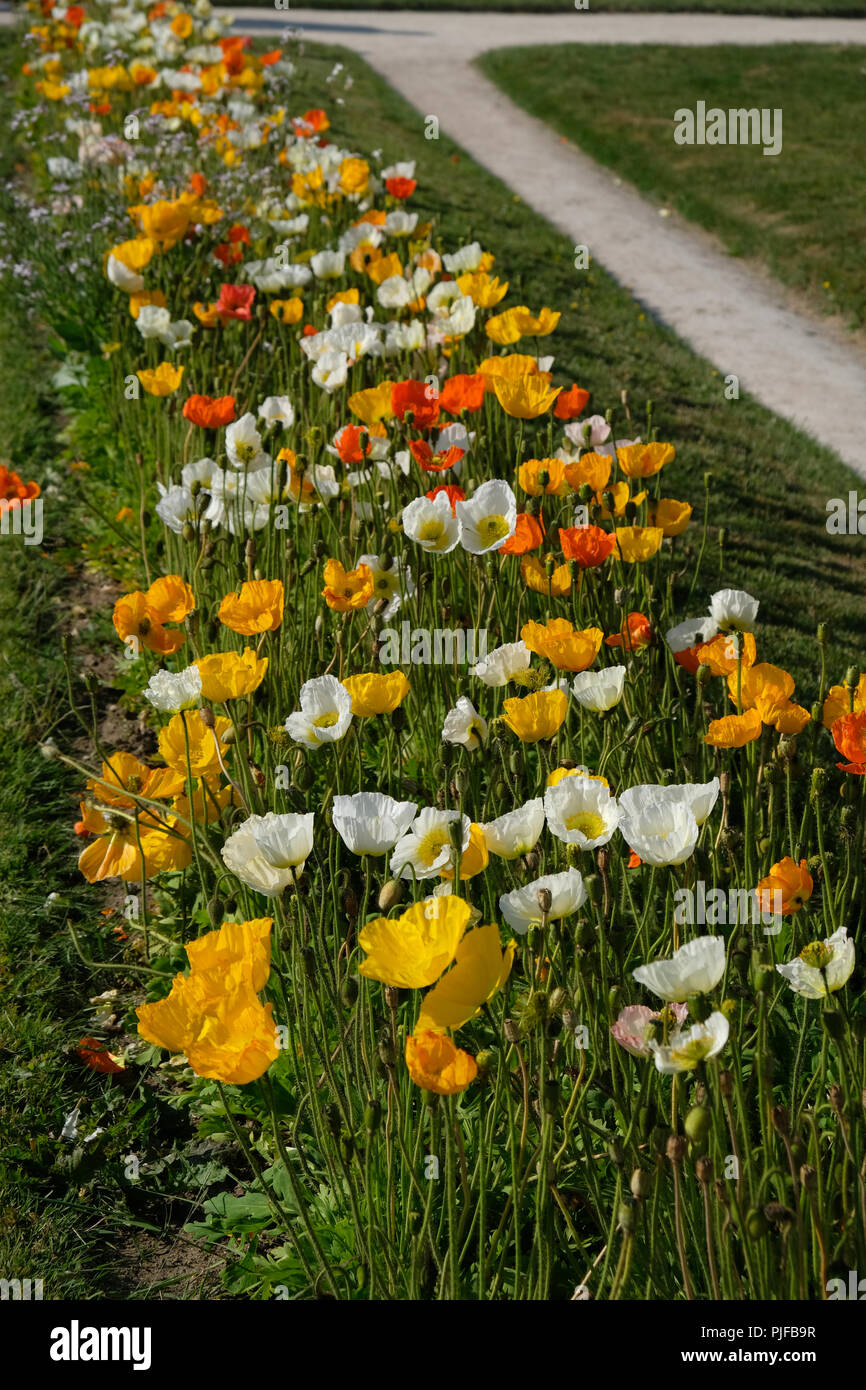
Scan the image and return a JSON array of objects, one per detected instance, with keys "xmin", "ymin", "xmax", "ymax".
[{"xmin": 224, "ymin": 9, "xmax": 866, "ymax": 477}]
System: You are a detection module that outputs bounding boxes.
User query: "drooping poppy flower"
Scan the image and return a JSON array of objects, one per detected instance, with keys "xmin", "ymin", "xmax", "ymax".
[
  {"xmin": 704, "ymin": 709, "xmax": 763, "ymax": 748},
  {"xmin": 559, "ymin": 524, "xmax": 616, "ymax": 568},
  {"xmin": 87, "ymin": 752, "xmax": 184, "ymax": 808},
  {"xmin": 405, "ymin": 1031, "xmax": 477, "ymax": 1094},
  {"xmin": 554, "ymin": 385, "xmax": 590, "ymax": 420},
  {"xmin": 182, "ymin": 394, "xmax": 236, "ymax": 428},
  {"xmin": 113, "ymin": 575, "xmax": 195, "ymax": 655},
  {"xmin": 521, "ymin": 553, "xmax": 571, "ymax": 595},
  {"xmin": 616, "ymin": 442, "xmax": 675, "ymax": 478},
  {"xmin": 416, "ymin": 924, "xmax": 514, "ymax": 1034},
  {"xmin": 606, "ymin": 611, "xmax": 653, "ymax": 651},
  {"xmin": 322, "ymin": 559, "xmax": 374, "ymax": 611},
  {"xmin": 218, "ymin": 579, "xmax": 284, "ymax": 635},
  {"xmin": 518, "ymin": 457, "xmax": 569, "ymax": 497},
  {"xmin": 359, "ymin": 896, "xmax": 472, "ymax": 989},
  {"xmin": 77, "ymin": 803, "xmax": 191, "ymax": 882},
  {"xmin": 77, "ymin": 1037, "xmax": 125, "ymax": 1074}
]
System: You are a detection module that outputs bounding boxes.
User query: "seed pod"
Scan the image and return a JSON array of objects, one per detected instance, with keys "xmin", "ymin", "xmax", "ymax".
[
  {"xmin": 377, "ymin": 877, "xmax": 404, "ymax": 912},
  {"xmin": 364, "ymin": 1100, "xmax": 381, "ymax": 1134},
  {"xmin": 684, "ymin": 1106, "xmax": 711, "ymax": 1145},
  {"xmin": 630, "ymin": 1168, "xmax": 651, "ymax": 1200},
  {"xmin": 340, "ymin": 975, "xmax": 359, "ymax": 1008}
]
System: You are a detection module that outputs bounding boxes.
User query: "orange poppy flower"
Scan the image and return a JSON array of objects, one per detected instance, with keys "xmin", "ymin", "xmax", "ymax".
[
  {"xmin": 606, "ymin": 611, "xmax": 653, "ymax": 651},
  {"xmin": 755, "ymin": 858, "xmax": 813, "ymax": 916},
  {"xmin": 0, "ymin": 464, "xmax": 40, "ymax": 503},
  {"xmin": 439, "ymin": 373, "xmax": 486, "ymax": 414},
  {"xmin": 182, "ymin": 394, "xmax": 236, "ymax": 428},
  {"xmin": 554, "ymin": 385, "xmax": 590, "ymax": 420},
  {"xmin": 77, "ymin": 1037, "xmax": 125, "ymax": 1074},
  {"xmin": 616, "ymin": 442, "xmax": 675, "ymax": 478},
  {"xmin": 77, "ymin": 804, "xmax": 191, "ymax": 882},
  {"xmin": 832, "ymin": 709, "xmax": 866, "ymax": 773},
  {"xmin": 405, "ymin": 1030, "xmax": 477, "ymax": 1095},
  {"xmin": 517, "ymin": 457, "xmax": 569, "ymax": 497},
  {"xmin": 563, "ymin": 451, "xmax": 611, "ymax": 495},
  {"xmin": 503, "ymin": 513, "xmax": 544, "ymax": 555},
  {"xmin": 822, "ymin": 674, "xmax": 866, "ymax": 729},
  {"xmin": 559, "ymin": 524, "xmax": 616, "ymax": 568},
  {"xmin": 218, "ymin": 579, "xmax": 284, "ymax": 635},
  {"xmin": 425, "ymin": 484, "xmax": 465, "ymax": 513},
  {"xmin": 408, "ymin": 440, "xmax": 465, "ymax": 473},
  {"xmin": 87, "ymin": 752, "xmax": 184, "ymax": 808},
  {"xmin": 695, "ymin": 632, "xmax": 757, "ymax": 677},
  {"xmin": 113, "ymin": 575, "xmax": 195, "ymax": 655}
]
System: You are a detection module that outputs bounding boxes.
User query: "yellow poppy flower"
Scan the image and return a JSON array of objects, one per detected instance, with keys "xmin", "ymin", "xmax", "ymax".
[
  {"xmin": 342, "ymin": 671, "xmax": 410, "ymax": 716},
  {"xmin": 218, "ymin": 579, "xmax": 284, "ymax": 635},
  {"xmin": 348, "ymin": 381, "xmax": 395, "ymax": 426},
  {"xmin": 647, "ymin": 498, "xmax": 692, "ymax": 537},
  {"xmin": 157, "ymin": 712, "xmax": 234, "ymax": 778},
  {"xmin": 416, "ymin": 923, "xmax": 515, "ymax": 1034},
  {"xmin": 185, "ymin": 917, "xmax": 273, "ymax": 993},
  {"xmin": 521, "ymin": 554, "xmax": 572, "ymax": 597},
  {"xmin": 492, "ymin": 374, "xmax": 561, "ymax": 419},
  {"xmin": 616, "ymin": 442, "xmax": 675, "ymax": 478},
  {"xmin": 456, "ymin": 271, "xmax": 509, "ymax": 307},
  {"xmin": 137, "ymin": 362, "xmax": 184, "ymax": 397},
  {"xmin": 322, "ymin": 559, "xmax": 374, "ymax": 611},
  {"xmin": 502, "ymin": 689, "xmax": 569, "ymax": 742},
  {"xmin": 439, "ymin": 823, "xmax": 489, "ymax": 882},
  {"xmin": 195, "ymin": 649, "xmax": 268, "ymax": 702},
  {"xmin": 614, "ymin": 526, "xmax": 664, "ymax": 563},
  {"xmin": 705, "ymin": 709, "xmax": 763, "ymax": 748},
  {"xmin": 359, "ymin": 895, "xmax": 472, "ymax": 989},
  {"xmin": 521, "ymin": 618, "xmax": 603, "ymax": 672},
  {"xmin": 564, "ymin": 451, "xmax": 611, "ymax": 495}
]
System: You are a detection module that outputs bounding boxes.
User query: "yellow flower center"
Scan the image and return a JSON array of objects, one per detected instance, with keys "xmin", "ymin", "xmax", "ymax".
[
  {"xmin": 564, "ymin": 811, "xmax": 605, "ymax": 839},
  {"xmin": 478, "ymin": 513, "xmax": 510, "ymax": 545},
  {"xmin": 799, "ymin": 941, "xmax": 832, "ymax": 970},
  {"xmin": 417, "ymin": 829, "xmax": 450, "ymax": 867},
  {"xmin": 313, "ymin": 712, "xmax": 339, "ymax": 729},
  {"xmin": 670, "ymin": 1036, "xmax": 712, "ymax": 1069},
  {"xmin": 419, "ymin": 520, "xmax": 445, "ymax": 543}
]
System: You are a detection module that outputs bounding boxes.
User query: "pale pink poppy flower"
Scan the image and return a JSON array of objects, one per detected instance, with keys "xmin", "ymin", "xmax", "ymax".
[{"xmin": 610, "ymin": 1003, "xmax": 688, "ymax": 1056}]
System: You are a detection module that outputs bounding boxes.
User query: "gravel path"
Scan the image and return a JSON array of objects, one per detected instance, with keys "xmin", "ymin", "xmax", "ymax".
[{"xmin": 221, "ymin": 8, "xmax": 866, "ymax": 477}]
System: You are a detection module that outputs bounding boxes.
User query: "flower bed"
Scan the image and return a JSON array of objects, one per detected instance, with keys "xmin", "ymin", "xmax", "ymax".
[{"xmin": 9, "ymin": 0, "xmax": 866, "ymax": 1301}]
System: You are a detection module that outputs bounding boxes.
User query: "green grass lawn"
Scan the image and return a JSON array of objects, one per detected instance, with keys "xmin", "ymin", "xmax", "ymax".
[{"xmin": 478, "ymin": 43, "xmax": 866, "ymax": 331}]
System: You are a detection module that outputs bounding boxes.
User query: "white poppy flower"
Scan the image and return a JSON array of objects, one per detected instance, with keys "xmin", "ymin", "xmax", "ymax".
[
  {"xmin": 481, "ymin": 799, "xmax": 545, "ymax": 860},
  {"xmin": 708, "ymin": 587, "xmax": 759, "ymax": 633},
  {"xmin": 143, "ymin": 664, "xmax": 202, "ymax": 712},
  {"xmin": 106, "ymin": 254, "xmax": 144, "ymax": 292},
  {"xmin": 456, "ymin": 479, "xmax": 517, "ymax": 555},
  {"xmin": 442, "ymin": 241, "xmax": 482, "ymax": 274},
  {"xmin": 156, "ymin": 483, "xmax": 199, "ymax": 535},
  {"xmin": 544, "ymin": 777, "xmax": 620, "ymax": 851},
  {"xmin": 499, "ymin": 868, "xmax": 587, "ymax": 935},
  {"xmin": 470, "ymin": 640, "xmax": 530, "ymax": 687},
  {"xmin": 390, "ymin": 808, "xmax": 471, "ymax": 880},
  {"xmin": 331, "ymin": 792, "xmax": 417, "ymax": 855},
  {"xmin": 225, "ymin": 413, "xmax": 267, "ymax": 469},
  {"xmin": 633, "ymin": 936, "xmax": 726, "ymax": 1003},
  {"xmin": 312, "ymin": 349, "xmax": 349, "ymax": 393},
  {"xmin": 652, "ymin": 1012, "xmax": 729, "ymax": 1073},
  {"xmin": 402, "ymin": 492, "xmax": 461, "ymax": 554},
  {"xmin": 310, "ymin": 248, "xmax": 346, "ymax": 279},
  {"xmin": 665, "ymin": 615, "xmax": 718, "ymax": 656},
  {"xmin": 284, "ymin": 675, "xmax": 353, "ymax": 750},
  {"xmin": 136, "ymin": 304, "xmax": 171, "ymax": 340},
  {"xmin": 618, "ymin": 778, "xmax": 719, "ymax": 828},
  {"xmin": 619, "ymin": 797, "xmax": 699, "ymax": 867},
  {"xmin": 376, "ymin": 274, "xmax": 412, "ymax": 309},
  {"xmin": 776, "ymin": 927, "xmax": 855, "ymax": 999},
  {"xmin": 222, "ymin": 811, "xmax": 313, "ymax": 897},
  {"xmin": 258, "ymin": 395, "xmax": 294, "ymax": 429},
  {"xmin": 572, "ymin": 666, "xmax": 626, "ymax": 712},
  {"xmin": 441, "ymin": 696, "xmax": 487, "ymax": 751}
]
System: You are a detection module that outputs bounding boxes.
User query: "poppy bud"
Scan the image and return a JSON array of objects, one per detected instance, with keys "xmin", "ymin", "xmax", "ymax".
[
  {"xmin": 845, "ymin": 666, "xmax": 859, "ymax": 689},
  {"xmin": 537, "ymin": 887, "xmax": 553, "ymax": 916},
  {"xmin": 684, "ymin": 1106, "xmax": 711, "ymax": 1145},
  {"xmin": 503, "ymin": 1018, "xmax": 520, "ymax": 1044},
  {"xmin": 182, "ymin": 522, "xmax": 196, "ymax": 542},
  {"xmin": 746, "ymin": 1208, "xmax": 769, "ymax": 1239},
  {"xmin": 364, "ymin": 1099, "xmax": 381, "ymax": 1133},
  {"xmin": 696, "ymin": 662, "xmax": 712, "ymax": 687},
  {"xmin": 377, "ymin": 878, "xmax": 404, "ymax": 913},
  {"xmin": 341, "ymin": 975, "xmax": 359, "ymax": 1007},
  {"xmin": 618, "ymin": 1200, "xmax": 636, "ymax": 1234},
  {"xmin": 666, "ymin": 1135, "xmax": 687, "ymax": 1164},
  {"xmin": 696, "ymin": 1156, "xmax": 713, "ymax": 1185},
  {"xmin": 198, "ymin": 705, "xmax": 215, "ymax": 729},
  {"xmin": 630, "ymin": 1168, "xmax": 651, "ymax": 1200},
  {"xmin": 770, "ymin": 1104, "xmax": 790, "ymax": 1138}
]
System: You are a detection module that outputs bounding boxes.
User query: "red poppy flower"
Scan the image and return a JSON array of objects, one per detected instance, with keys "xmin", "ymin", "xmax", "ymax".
[
  {"xmin": 553, "ymin": 384, "xmax": 590, "ymax": 420},
  {"xmin": 392, "ymin": 379, "xmax": 440, "ymax": 429},
  {"xmin": 292, "ymin": 108, "xmax": 329, "ymax": 137},
  {"xmin": 214, "ymin": 242, "xmax": 243, "ymax": 266},
  {"xmin": 189, "ymin": 172, "xmax": 207, "ymax": 197},
  {"xmin": 833, "ymin": 709, "xmax": 866, "ymax": 774},
  {"xmin": 409, "ymin": 440, "xmax": 465, "ymax": 473},
  {"xmin": 439, "ymin": 373, "xmax": 486, "ymax": 414},
  {"xmin": 182, "ymin": 394, "xmax": 236, "ymax": 428},
  {"xmin": 425, "ymin": 484, "xmax": 465, "ymax": 513},
  {"xmin": 215, "ymin": 283, "xmax": 255, "ymax": 322},
  {"xmin": 502, "ymin": 512, "xmax": 545, "ymax": 555},
  {"xmin": 558, "ymin": 524, "xmax": 616, "ymax": 568},
  {"xmin": 386, "ymin": 177, "xmax": 417, "ymax": 199}
]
